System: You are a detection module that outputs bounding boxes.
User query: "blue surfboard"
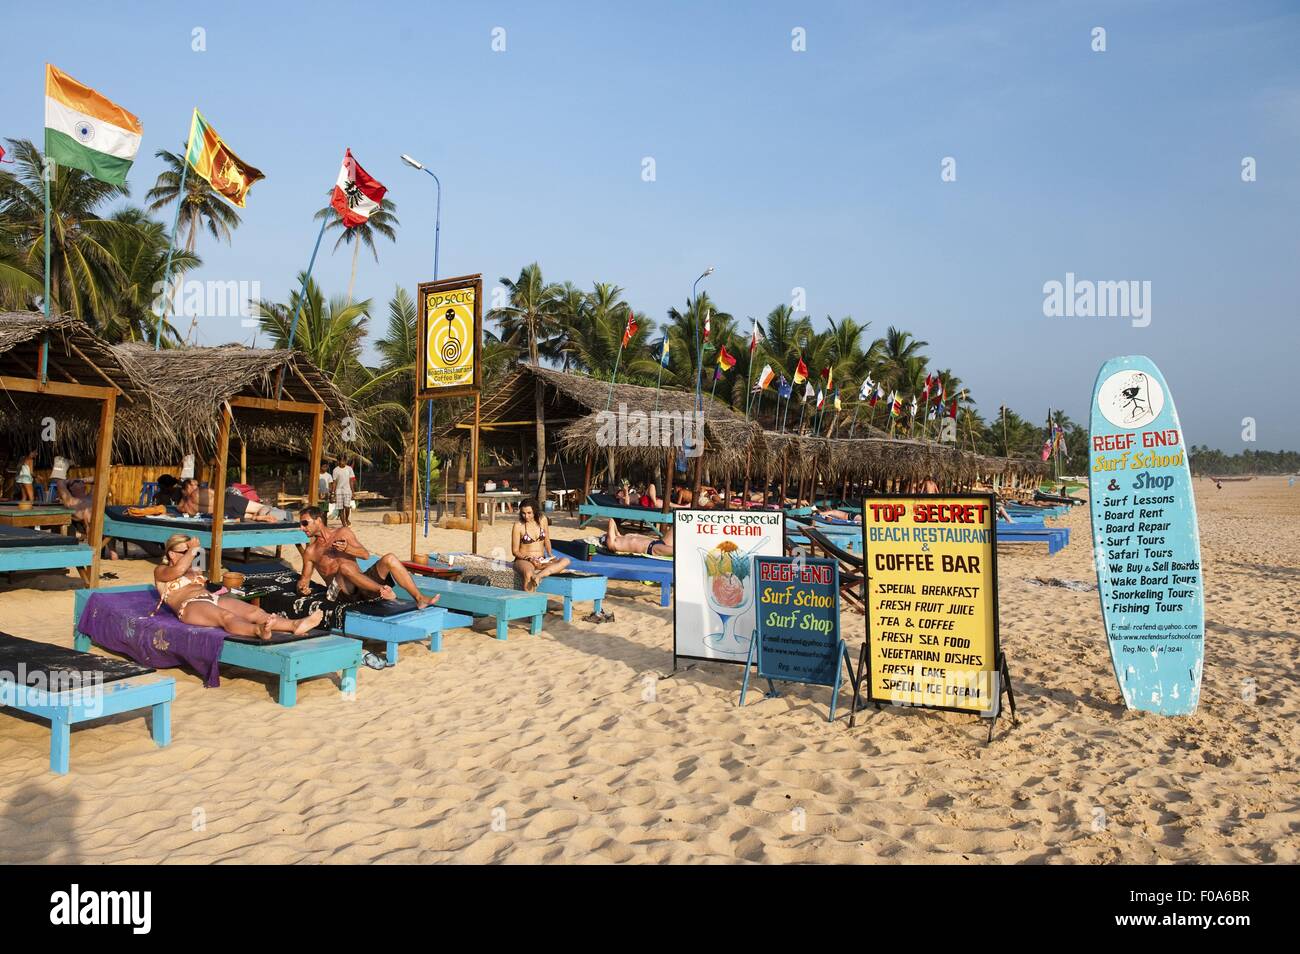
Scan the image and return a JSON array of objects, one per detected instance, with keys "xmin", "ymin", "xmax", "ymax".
[{"xmin": 1088, "ymin": 356, "xmax": 1204, "ymax": 715}]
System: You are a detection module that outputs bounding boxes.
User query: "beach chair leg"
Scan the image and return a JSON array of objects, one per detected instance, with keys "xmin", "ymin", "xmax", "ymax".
[
  {"xmin": 593, "ymin": 598, "xmax": 603, "ymax": 615},
  {"xmin": 530, "ymin": 614, "xmax": 543, "ymax": 636},
  {"xmin": 659, "ymin": 581, "xmax": 671, "ymax": 607},
  {"xmin": 341, "ymin": 667, "xmax": 358, "ymax": 697},
  {"xmin": 49, "ymin": 713, "xmax": 70, "ymax": 775},
  {"xmin": 73, "ymin": 631, "xmax": 90, "ymax": 652},
  {"xmin": 428, "ymin": 630, "xmax": 442, "ymax": 653},
  {"xmin": 495, "ymin": 617, "xmax": 509, "ymax": 641},
  {"xmin": 562, "ymin": 597, "xmax": 573, "ymax": 622},
  {"xmin": 386, "ymin": 640, "xmax": 400, "ymax": 666},
  {"xmin": 151, "ymin": 700, "xmax": 172, "ymax": 747},
  {"xmin": 278, "ymin": 675, "xmax": 298, "ymax": 707}
]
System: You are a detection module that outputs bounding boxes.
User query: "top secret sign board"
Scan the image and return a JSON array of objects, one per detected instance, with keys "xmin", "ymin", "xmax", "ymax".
[{"xmin": 857, "ymin": 495, "xmax": 1001, "ymax": 716}]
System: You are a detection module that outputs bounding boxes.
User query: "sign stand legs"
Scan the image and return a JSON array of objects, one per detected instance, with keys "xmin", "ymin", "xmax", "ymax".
[{"xmin": 985, "ymin": 651, "xmax": 1019, "ymax": 743}]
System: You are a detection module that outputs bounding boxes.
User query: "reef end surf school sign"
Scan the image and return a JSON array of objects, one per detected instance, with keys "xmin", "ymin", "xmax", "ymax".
[
  {"xmin": 673, "ymin": 509, "xmax": 785, "ymax": 667},
  {"xmin": 852, "ymin": 495, "xmax": 1012, "ymax": 727},
  {"xmin": 1088, "ymin": 355, "xmax": 1204, "ymax": 716},
  {"xmin": 741, "ymin": 555, "xmax": 853, "ymax": 722},
  {"xmin": 417, "ymin": 274, "xmax": 482, "ymax": 398}
]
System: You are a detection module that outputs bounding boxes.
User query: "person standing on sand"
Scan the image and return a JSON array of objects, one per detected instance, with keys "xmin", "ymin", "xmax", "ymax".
[
  {"xmin": 331, "ymin": 455, "xmax": 355, "ymax": 527},
  {"xmin": 296, "ymin": 506, "xmax": 436, "ymax": 609},
  {"xmin": 15, "ymin": 450, "xmax": 36, "ymax": 502},
  {"xmin": 319, "ymin": 465, "xmax": 333, "ymax": 503}
]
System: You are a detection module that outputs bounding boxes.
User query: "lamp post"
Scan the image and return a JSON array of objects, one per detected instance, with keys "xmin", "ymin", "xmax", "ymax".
[
  {"xmin": 692, "ymin": 266, "xmax": 714, "ymax": 413},
  {"xmin": 401, "ymin": 153, "xmax": 444, "ymax": 539},
  {"xmin": 400, "ymin": 153, "xmax": 441, "ymax": 280}
]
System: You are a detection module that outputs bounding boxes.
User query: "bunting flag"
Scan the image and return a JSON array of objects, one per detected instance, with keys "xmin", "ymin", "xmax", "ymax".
[
  {"xmin": 331, "ymin": 148, "xmax": 387, "ymax": 227},
  {"xmin": 816, "ymin": 388, "xmax": 825, "ymax": 409},
  {"xmin": 715, "ymin": 366, "xmax": 724, "ymax": 383},
  {"xmin": 803, "ymin": 382, "xmax": 815, "ymax": 402},
  {"xmin": 749, "ymin": 320, "xmax": 763, "ymax": 353},
  {"xmin": 821, "ymin": 366, "xmax": 833, "ymax": 389},
  {"xmin": 793, "ymin": 358, "xmax": 809, "ymax": 384},
  {"xmin": 185, "ymin": 109, "xmax": 264, "ymax": 207},
  {"xmin": 44, "ymin": 64, "xmax": 141, "ymax": 185},
  {"xmin": 858, "ymin": 376, "xmax": 874, "ymax": 400},
  {"xmin": 777, "ymin": 375, "xmax": 792, "ymax": 399},
  {"xmin": 657, "ymin": 336, "xmax": 671, "ymax": 367},
  {"xmin": 717, "ymin": 345, "xmax": 737, "ymax": 370},
  {"xmin": 622, "ymin": 311, "xmax": 638, "ymax": 347},
  {"xmin": 753, "ymin": 363, "xmax": 775, "ymax": 391},
  {"xmin": 702, "ymin": 307, "xmax": 711, "ymax": 341},
  {"xmin": 834, "ymin": 390, "xmax": 842, "ymax": 412}
]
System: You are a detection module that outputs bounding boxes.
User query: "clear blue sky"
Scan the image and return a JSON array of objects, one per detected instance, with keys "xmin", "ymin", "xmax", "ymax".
[{"xmin": 4, "ymin": 0, "xmax": 1297, "ymax": 450}]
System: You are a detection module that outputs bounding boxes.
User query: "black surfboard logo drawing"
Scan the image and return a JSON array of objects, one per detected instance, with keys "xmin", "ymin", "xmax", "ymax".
[
  {"xmin": 440, "ymin": 307, "xmax": 462, "ymax": 364},
  {"xmin": 1116, "ymin": 371, "xmax": 1151, "ymax": 425}
]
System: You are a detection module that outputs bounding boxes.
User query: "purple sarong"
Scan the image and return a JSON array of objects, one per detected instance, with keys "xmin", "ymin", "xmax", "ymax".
[{"xmin": 78, "ymin": 590, "xmax": 227, "ymax": 687}]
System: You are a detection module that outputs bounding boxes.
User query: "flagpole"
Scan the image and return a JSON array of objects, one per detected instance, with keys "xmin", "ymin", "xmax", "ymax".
[
  {"xmin": 780, "ymin": 391, "xmax": 791, "ymax": 433},
  {"xmin": 604, "ymin": 342, "xmax": 625, "ymax": 412},
  {"xmin": 652, "ymin": 340, "xmax": 667, "ymax": 413},
  {"xmin": 797, "ymin": 398, "xmax": 807, "ymax": 434},
  {"xmin": 40, "ymin": 158, "xmax": 52, "ymax": 382},
  {"xmin": 156, "ymin": 115, "xmax": 196, "ymax": 350}
]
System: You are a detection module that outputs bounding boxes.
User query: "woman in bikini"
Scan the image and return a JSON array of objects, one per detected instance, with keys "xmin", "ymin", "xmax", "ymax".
[
  {"xmin": 604, "ymin": 518, "xmax": 673, "ymax": 556},
  {"xmin": 154, "ymin": 533, "xmax": 322, "ymax": 639},
  {"xmin": 511, "ymin": 499, "xmax": 570, "ymax": 592}
]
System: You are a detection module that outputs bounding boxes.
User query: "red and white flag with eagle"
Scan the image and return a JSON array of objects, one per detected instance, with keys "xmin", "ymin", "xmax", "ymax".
[{"xmin": 331, "ymin": 149, "xmax": 387, "ymax": 227}]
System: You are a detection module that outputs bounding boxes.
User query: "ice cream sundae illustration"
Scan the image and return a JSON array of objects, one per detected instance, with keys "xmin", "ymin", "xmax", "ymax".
[{"xmin": 699, "ymin": 539, "xmax": 760, "ymax": 656}]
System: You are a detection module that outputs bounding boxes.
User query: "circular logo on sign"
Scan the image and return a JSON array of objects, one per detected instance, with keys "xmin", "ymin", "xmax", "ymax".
[
  {"xmin": 1097, "ymin": 369, "xmax": 1164, "ymax": 429},
  {"xmin": 74, "ymin": 121, "xmax": 95, "ymax": 144}
]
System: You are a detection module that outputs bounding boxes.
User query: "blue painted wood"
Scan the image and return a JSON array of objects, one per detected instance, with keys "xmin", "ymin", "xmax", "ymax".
[
  {"xmin": 342, "ymin": 605, "xmax": 454, "ymax": 663},
  {"xmin": 1089, "ymin": 355, "xmax": 1205, "ymax": 715},
  {"xmin": 101, "ymin": 515, "xmax": 307, "ymax": 552},
  {"xmin": 0, "ymin": 543, "xmax": 93, "ymax": 574},
  {"xmin": 550, "ymin": 540, "xmax": 673, "ymax": 607},
  {"xmin": 536, "ymin": 574, "xmax": 607, "ymax": 622},
  {"xmin": 578, "ymin": 501, "xmax": 674, "ymax": 527},
  {"xmin": 3, "ymin": 674, "xmax": 175, "ymax": 775}
]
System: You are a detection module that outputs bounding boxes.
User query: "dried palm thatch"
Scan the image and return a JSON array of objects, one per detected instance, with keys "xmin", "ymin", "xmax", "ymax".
[
  {"xmin": 112, "ymin": 343, "xmax": 352, "ymax": 460},
  {"xmin": 0, "ymin": 311, "xmax": 170, "ymax": 461}
]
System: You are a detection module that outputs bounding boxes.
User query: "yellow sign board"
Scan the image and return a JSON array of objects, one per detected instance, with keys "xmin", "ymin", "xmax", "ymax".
[
  {"xmin": 417, "ymin": 274, "xmax": 482, "ymax": 398},
  {"xmin": 855, "ymin": 495, "xmax": 1002, "ymax": 716}
]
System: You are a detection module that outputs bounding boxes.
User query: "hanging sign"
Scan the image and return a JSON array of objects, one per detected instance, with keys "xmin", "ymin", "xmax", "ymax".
[{"xmin": 417, "ymin": 273, "xmax": 482, "ymax": 398}]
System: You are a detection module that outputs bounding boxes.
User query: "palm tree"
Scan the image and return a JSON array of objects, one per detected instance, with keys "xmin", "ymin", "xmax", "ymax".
[
  {"xmin": 253, "ymin": 273, "xmax": 371, "ymax": 383},
  {"xmin": 99, "ymin": 207, "xmax": 200, "ymax": 344},
  {"xmin": 486, "ymin": 263, "xmax": 563, "ymax": 497},
  {"xmin": 0, "ymin": 138, "xmax": 133, "ymax": 321},
  {"xmin": 313, "ymin": 191, "xmax": 399, "ymax": 304},
  {"xmin": 877, "ymin": 326, "xmax": 929, "ymax": 391},
  {"xmin": 145, "ymin": 146, "xmax": 241, "ymax": 254}
]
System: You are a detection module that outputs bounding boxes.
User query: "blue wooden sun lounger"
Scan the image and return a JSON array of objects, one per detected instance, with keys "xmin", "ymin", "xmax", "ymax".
[
  {"xmin": 0, "ymin": 526, "xmax": 93, "ymax": 579},
  {"xmin": 73, "ymin": 584, "xmax": 361, "ymax": 706},
  {"xmin": 997, "ymin": 525, "xmax": 1071, "ymax": 555},
  {"xmin": 339, "ymin": 602, "xmax": 473, "ymax": 664},
  {"xmin": 577, "ymin": 493, "xmax": 674, "ymax": 528},
  {"xmin": 100, "ymin": 507, "xmax": 307, "ymax": 557},
  {"xmin": 359, "ymin": 558, "xmax": 547, "ymax": 641},
  {"xmin": 551, "ymin": 538, "xmax": 674, "ymax": 607}
]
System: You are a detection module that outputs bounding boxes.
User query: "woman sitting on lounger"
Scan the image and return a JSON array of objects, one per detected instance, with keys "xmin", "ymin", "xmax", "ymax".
[
  {"xmin": 511, "ymin": 498, "xmax": 570, "ymax": 592},
  {"xmin": 154, "ymin": 533, "xmax": 321, "ymax": 639},
  {"xmin": 604, "ymin": 518, "xmax": 673, "ymax": 557}
]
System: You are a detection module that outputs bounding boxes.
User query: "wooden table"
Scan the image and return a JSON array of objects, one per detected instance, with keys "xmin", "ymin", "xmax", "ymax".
[
  {"xmin": 0, "ymin": 506, "xmax": 75, "ymax": 534},
  {"xmin": 435, "ymin": 491, "xmax": 524, "ymax": 525}
]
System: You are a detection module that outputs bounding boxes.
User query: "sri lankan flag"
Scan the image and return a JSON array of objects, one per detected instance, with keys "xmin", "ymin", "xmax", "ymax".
[
  {"xmin": 44, "ymin": 65, "xmax": 141, "ymax": 186},
  {"xmin": 185, "ymin": 109, "xmax": 264, "ymax": 207}
]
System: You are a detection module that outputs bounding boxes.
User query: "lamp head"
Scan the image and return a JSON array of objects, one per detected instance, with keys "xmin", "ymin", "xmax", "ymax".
[{"xmin": 400, "ymin": 153, "xmax": 424, "ymax": 170}]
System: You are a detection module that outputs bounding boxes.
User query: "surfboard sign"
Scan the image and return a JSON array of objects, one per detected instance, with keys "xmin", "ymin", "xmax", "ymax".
[{"xmin": 1088, "ymin": 356, "xmax": 1204, "ymax": 715}]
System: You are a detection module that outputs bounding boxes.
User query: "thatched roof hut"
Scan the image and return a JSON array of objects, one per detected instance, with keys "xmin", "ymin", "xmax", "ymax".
[
  {"xmin": 439, "ymin": 363, "xmax": 1048, "ymax": 492},
  {"xmin": 112, "ymin": 343, "xmax": 351, "ymax": 458},
  {"xmin": 0, "ymin": 312, "xmax": 166, "ymax": 460}
]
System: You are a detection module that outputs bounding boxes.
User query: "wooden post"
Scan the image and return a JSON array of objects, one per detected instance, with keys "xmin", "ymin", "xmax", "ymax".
[
  {"xmin": 86, "ymin": 391, "xmax": 116, "ymax": 586},
  {"xmin": 519, "ymin": 432, "xmax": 530, "ymax": 495},
  {"xmin": 409, "ymin": 402, "xmax": 419, "ymax": 561},
  {"xmin": 779, "ymin": 450, "xmax": 788, "ymax": 508},
  {"xmin": 661, "ymin": 447, "xmax": 673, "ymax": 514},
  {"xmin": 582, "ymin": 454, "xmax": 594, "ymax": 507},
  {"xmin": 307, "ymin": 405, "xmax": 324, "ymax": 507},
  {"xmin": 209, "ymin": 403, "xmax": 231, "ymax": 583},
  {"xmin": 742, "ymin": 448, "xmax": 752, "ymax": 510},
  {"xmin": 469, "ymin": 392, "xmax": 481, "ymax": 553},
  {"xmin": 239, "ymin": 439, "xmax": 247, "ymax": 485}
]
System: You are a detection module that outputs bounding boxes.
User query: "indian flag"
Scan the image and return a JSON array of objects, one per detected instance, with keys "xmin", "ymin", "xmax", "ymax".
[{"xmin": 44, "ymin": 64, "xmax": 141, "ymax": 186}]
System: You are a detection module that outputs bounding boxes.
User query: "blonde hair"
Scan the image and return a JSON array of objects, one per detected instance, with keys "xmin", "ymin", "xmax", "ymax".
[{"xmin": 161, "ymin": 533, "xmax": 191, "ymax": 565}]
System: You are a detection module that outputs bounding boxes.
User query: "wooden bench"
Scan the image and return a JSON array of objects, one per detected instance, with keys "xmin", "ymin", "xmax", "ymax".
[
  {"xmin": 370, "ymin": 563, "xmax": 547, "ymax": 641},
  {"xmin": 340, "ymin": 603, "xmax": 473, "ymax": 663},
  {"xmin": 536, "ymin": 573, "xmax": 607, "ymax": 621}
]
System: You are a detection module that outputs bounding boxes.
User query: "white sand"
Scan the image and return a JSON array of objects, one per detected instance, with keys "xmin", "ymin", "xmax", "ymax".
[{"xmin": 0, "ymin": 479, "xmax": 1295, "ymax": 863}]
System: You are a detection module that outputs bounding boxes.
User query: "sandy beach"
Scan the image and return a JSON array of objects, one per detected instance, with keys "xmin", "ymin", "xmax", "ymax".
[{"xmin": 0, "ymin": 478, "xmax": 1295, "ymax": 864}]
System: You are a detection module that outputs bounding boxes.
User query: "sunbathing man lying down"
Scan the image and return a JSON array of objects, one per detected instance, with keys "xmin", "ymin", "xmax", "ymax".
[
  {"xmin": 296, "ymin": 506, "xmax": 437, "ymax": 609},
  {"xmin": 604, "ymin": 518, "xmax": 673, "ymax": 557},
  {"xmin": 155, "ymin": 534, "xmax": 322, "ymax": 639}
]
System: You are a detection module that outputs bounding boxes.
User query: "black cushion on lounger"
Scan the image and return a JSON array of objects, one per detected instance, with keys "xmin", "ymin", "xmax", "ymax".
[
  {"xmin": 0, "ymin": 631, "xmax": 154, "ymax": 683},
  {"xmin": 343, "ymin": 599, "xmax": 417, "ymax": 619},
  {"xmin": 221, "ymin": 629, "xmax": 329, "ymax": 645},
  {"xmin": 0, "ymin": 526, "xmax": 75, "ymax": 549},
  {"xmin": 104, "ymin": 505, "xmax": 300, "ymax": 531}
]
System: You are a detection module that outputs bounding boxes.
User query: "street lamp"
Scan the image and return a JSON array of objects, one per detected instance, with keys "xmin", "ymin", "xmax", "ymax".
[
  {"xmin": 400, "ymin": 153, "xmax": 441, "ymax": 280},
  {"xmin": 692, "ymin": 266, "xmax": 715, "ymax": 413}
]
